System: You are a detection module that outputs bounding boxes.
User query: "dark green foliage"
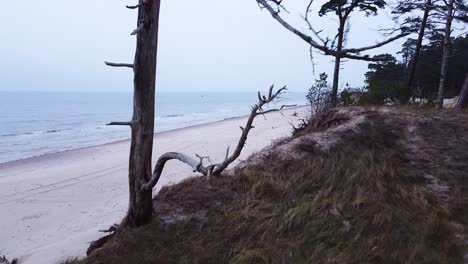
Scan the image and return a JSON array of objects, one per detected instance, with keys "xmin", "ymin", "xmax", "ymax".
[
  {"xmin": 392, "ymin": 0, "xmax": 437, "ymax": 33},
  {"xmin": 399, "ymin": 38, "xmax": 418, "ymax": 66},
  {"xmin": 412, "ymin": 34, "xmax": 468, "ymax": 98},
  {"xmin": 319, "ymin": 0, "xmax": 386, "ymax": 17},
  {"xmin": 340, "ymin": 83, "xmax": 362, "ymax": 106},
  {"xmin": 361, "ymin": 34, "xmax": 468, "ymax": 103},
  {"xmin": 362, "ymin": 54, "xmax": 409, "ymax": 104}
]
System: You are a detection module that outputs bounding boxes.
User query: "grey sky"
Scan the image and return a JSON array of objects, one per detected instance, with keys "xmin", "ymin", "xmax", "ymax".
[{"xmin": 0, "ymin": 0, "xmax": 407, "ymax": 93}]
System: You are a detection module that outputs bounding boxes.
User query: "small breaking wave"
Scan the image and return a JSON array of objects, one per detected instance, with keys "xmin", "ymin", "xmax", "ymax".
[
  {"xmin": 161, "ymin": 114, "xmax": 184, "ymax": 118},
  {"xmin": 0, "ymin": 129, "xmax": 65, "ymax": 138}
]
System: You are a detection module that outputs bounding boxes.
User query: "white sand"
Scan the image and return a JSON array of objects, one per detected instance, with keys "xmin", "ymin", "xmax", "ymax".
[{"xmin": 0, "ymin": 107, "xmax": 308, "ymax": 264}]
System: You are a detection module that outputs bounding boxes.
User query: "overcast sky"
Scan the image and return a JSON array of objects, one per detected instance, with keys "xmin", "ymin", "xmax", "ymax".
[{"xmin": 0, "ymin": 0, "xmax": 407, "ymax": 93}]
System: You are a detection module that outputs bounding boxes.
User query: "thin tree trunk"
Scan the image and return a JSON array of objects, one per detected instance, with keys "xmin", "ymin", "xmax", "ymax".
[
  {"xmin": 455, "ymin": 73, "xmax": 468, "ymax": 109},
  {"xmin": 331, "ymin": 19, "xmax": 345, "ymax": 107},
  {"xmin": 123, "ymin": 0, "xmax": 161, "ymax": 228},
  {"xmin": 407, "ymin": 0, "xmax": 431, "ymax": 91},
  {"xmin": 437, "ymin": 0, "xmax": 454, "ymax": 109}
]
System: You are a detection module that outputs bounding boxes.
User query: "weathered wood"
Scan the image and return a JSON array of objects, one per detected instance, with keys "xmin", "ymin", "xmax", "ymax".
[
  {"xmin": 104, "ymin": 61, "xmax": 134, "ymax": 68},
  {"xmin": 106, "ymin": 121, "xmax": 132, "ymax": 126},
  {"xmin": 437, "ymin": 0, "xmax": 455, "ymax": 109},
  {"xmin": 455, "ymin": 73, "xmax": 468, "ymax": 109},
  {"xmin": 122, "ymin": 0, "xmax": 161, "ymax": 228},
  {"xmin": 131, "ymin": 22, "xmax": 145, "ymax": 35},
  {"xmin": 142, "ymin": 86, "xmax": 288, "ymax": 191}
]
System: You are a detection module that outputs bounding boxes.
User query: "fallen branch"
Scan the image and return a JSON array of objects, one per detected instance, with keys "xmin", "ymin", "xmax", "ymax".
[{"xmin": 142, "ymin": 85, "xmax": 287, "ymax": 191}]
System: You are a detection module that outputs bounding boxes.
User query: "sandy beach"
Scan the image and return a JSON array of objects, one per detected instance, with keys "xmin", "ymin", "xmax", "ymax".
[{"xmin": 0, "ymin": 107, "xmax": 308, "ymax": 264}]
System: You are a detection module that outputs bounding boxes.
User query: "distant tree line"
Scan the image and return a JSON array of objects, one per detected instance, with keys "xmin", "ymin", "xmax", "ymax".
[{"xmin": 361, "ymin": 34, "xmax": 468, "ymax": 105}]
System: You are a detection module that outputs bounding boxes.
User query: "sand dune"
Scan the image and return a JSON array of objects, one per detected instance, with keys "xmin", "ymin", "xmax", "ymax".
[{"xmin": 0, "ymin": 107, "xmax": 308, "ymax": 264}]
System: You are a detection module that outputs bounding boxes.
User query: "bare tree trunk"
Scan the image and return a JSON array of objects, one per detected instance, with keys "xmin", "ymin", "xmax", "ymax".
[
  {"xmin": 455, "ymin": 73, "xmax": 468, "ymax": 109},
  {"xmin": 331, "ymin": 19, "xmax": 345, "ymax": 107},
  {"xmin": 437, "ymin": 0, "xmax": 454, "ymax": 109},
  {"xmin": 123, "ymin": 0, "xmax": 161, "ymax": 228},
  {"xmin": 407, "ymin": 0, "xmax": 432, "ymax": 91}
]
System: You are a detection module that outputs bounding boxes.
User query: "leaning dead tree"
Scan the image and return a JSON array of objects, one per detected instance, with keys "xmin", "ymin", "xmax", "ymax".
[
  {"xmin": 256, "ymin": 0, "xmax": 409, "ymax": 107},
  {"xmin": 142, "ymin": 85, "xmax": 288, "ymax": 191}
]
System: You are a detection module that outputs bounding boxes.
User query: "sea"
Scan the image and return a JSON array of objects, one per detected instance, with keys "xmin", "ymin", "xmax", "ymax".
[{"xmin": 0, "ymin": 91, "xmax": 306, "ymax": 164}]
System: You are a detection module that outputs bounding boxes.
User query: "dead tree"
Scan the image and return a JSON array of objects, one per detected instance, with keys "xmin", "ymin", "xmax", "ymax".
[
  {"xmin": 88, "ymin": 84, "xmax": 288, "ymax": 254},
  {"xmin": 142, "ymin": 85, "xmax": 288, "ymax": 191},
  {"xmin": 455, "ymin": 73, "xmax": 468, "ymax": 109},
  {"xmin": 437, "ymin": 0, "xmax": 455, "ymax": 109},
  {"xmin": 106, "ymin": 0, "xmax": 161, "ymax": 228},
  {"xmin": 256, "ymin": 0, "xmax": 409, "ymax": 107}
]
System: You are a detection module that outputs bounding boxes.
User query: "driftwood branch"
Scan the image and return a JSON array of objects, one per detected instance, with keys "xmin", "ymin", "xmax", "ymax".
[
  {"xmin": 142, "ymin": 152, "xmax": 208, "ymax": 191},
  {"xmin": 104, "ymin": 62, "xmax": 134, "ymax": 68},
  {"xmin": 142, "ymin": 85, "xmax": 288, "ymax": 191}
]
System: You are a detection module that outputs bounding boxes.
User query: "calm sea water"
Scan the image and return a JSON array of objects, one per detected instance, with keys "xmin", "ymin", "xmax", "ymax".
[{"xmin": 0, "ymin": 91, "xmax": 305, "ymax": 163}]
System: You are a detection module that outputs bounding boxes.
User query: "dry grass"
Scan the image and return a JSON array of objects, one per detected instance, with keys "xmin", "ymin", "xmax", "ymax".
[{"xmin": 67, "ymin": 107, "xmax": 467, "ymax": 264}]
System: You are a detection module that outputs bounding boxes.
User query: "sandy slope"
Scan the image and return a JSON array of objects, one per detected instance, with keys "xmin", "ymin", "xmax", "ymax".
[{"xmin": 0, "ymin": 107, "xmax": 308, "ymax": 264}]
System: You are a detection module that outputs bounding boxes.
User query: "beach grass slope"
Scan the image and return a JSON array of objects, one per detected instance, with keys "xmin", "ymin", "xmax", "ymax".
[{"xmin": 67, "ymin": 107, "xmax": 468, "ymax": 264}]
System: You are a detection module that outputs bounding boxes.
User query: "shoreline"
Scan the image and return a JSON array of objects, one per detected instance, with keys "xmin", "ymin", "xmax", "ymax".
[
  {"xmin": 0, "ymin": 106, "xmax": 308, "ymax": 264},
  {"xmin": 0, "ymin": 107, "xmax": 305, "ymax": 169}
]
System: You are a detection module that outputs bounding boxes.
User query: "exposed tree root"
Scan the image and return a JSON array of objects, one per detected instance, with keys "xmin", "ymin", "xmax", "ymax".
[{"xmin": 86, "ymin": 224, "xmax": 119, "ymax": 256}]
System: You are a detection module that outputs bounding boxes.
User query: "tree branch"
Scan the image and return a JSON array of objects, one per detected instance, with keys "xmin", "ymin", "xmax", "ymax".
[
  {"xmin": 106, "ymin": 121, "xmax": 132, "ymax": 126},
  {"xmin": 341, "ymin": 33, "xmax": 410, "ymax": 54},
  {"xmin": 142, "ymin": 152, "xmax": 208, "ymax": 191},
  {"xmin": 131, "ymin": 21, "xmax": 145, "ymax": 35},
  {"xmin": 126, "ymin": 4, "xmax": 142, "ymax": 9},
  {"xmin": 142, "ymin": 85, "xmax": 288, "ymax": 191},
  {"xmin": 104, "ymin": 62, "xmax": 134, "ymax": 68},
  {"xmin": 256, "ymin": 0, "xmax": 331, "ymax": 54},
  {"xmin": 257, "ymin": 0, "xmax": 410, "ymax": 61}
]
